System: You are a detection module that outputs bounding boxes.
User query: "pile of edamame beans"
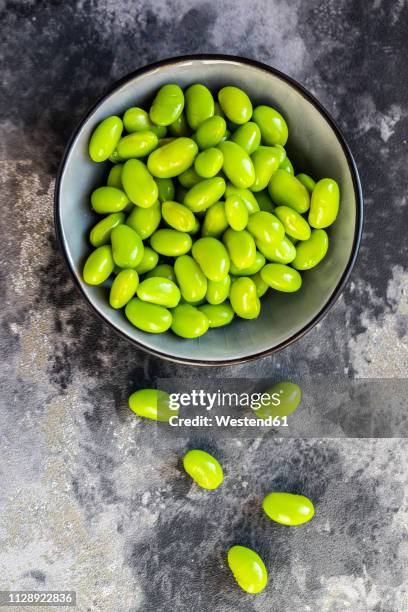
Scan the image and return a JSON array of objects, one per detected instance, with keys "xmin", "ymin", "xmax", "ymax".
[
  {"xmin": 129, "ymin": 383, "xmax": 314, "ymax": 594},
  {"xmin": 84, "ymin": 83, "xmax": 340, "ymax": 338}
]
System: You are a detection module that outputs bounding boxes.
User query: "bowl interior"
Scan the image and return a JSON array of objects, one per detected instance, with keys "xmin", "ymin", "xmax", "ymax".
[{"xmin": 57, "ymin": 57, "xmax": 359, "ymax": 364}]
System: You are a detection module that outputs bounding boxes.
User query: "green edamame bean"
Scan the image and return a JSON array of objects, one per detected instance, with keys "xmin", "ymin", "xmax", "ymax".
[
  {"xmin": 195, "ymin": 115, "xmax": 227, "ymax": 149},
  {"xmin": 308, "ymin": 178, "xmax": 340, "ymax": 228},
  {"xmin": 111, "ymin": 224, "xmax": 144, "ymax": 268},
  {"xmin": 279, "ymin": 156, "xmax": 294, "ymax": 174},
  {"xmin": 147, "ymin": 137, "xmax": 198, "ymax": 178},
  {"xmin": 149, "ymin": 84, "xmax": 184, "ymax": 126},
  {"xmin": 125, "ymin": 298, "xmax": 172, "ymax": 333},
  {"xmin": 89, "ymin": 212, "xmax": 125, "ymax": 247},
  {"xmin": 137, "ymin": 277, "xmax": 180, "ymax": 308},
  {"xmin": 262, "ymin": 492, "xmax": 315, "ymax": 526},
  {"xmin": 250, "ymin": 146, "xmax": 281, "ymax": 192},
  {"xmin": 117, "ymin": 131, "xmax": 159, "ymax": 159},
  {"xmin": 123, "ymin": 107, "xmax": 167, "ymax": 137},
  {"xmin": 247, "ymin": 211, "xmax": 284, "ymax": 244},
  {"xmin": 206, "ymin": 276, "xmax": 231, "ymax": 305},
  {"xmin": 194, "ymin": 148, "xmax": 224, "ymax": 178},
  {"xmin": 202, "ymin": 201, "xmax": 228, "ymax": 237},
  {"xmin": 223, "ymin": 228, "xmax": 256, "ymax": 270},
  {"xmin": 225, "ymin": 195, "xmax": 248, "ymax": 231},
  {"xmin": 268, "ymin": 170, "xmax": 310, "ymax": 213},
  {"xmin": 121, "ymin": 159, "xmax": 158, "ymax": 208},
  {"xmin": 230, "ymin": 251, "xmax": 265, "ymax": 276},
  {"xmin": 254, "ymin": 381, "xmax": 302, "ymax": 419},
  {"xmin": 296, "ymin": 173, "xmax": 316, "ymax": 193},
  {"xmin": 128, "ymin": 388, "xmax": 176, "ymax": 422},
  {"xmin": 107, "ymin": 164, "xmax": 123, "ymax": 189},
  {"xmin": 162, "ymin": 200, "xmax": 196, "ymax": 232},
  {"xmin": 178, "ymin": 167, "xmax": 202, "ymax": 188},
  {"xmin": 231, "ymin": 122, "xmax": 261, "ymax": 155},
  {"xmin": 225, "ymin": 185, "xmax": 260, "ymax": 214},
  {"xmin": 156, "ymin": 177, "xmax": 175, "ymax": 202},
  {"xmin": 183, "ymin": 449, "xmax": 224, "ymax": 489},
  {"xmin": 109, "ymin": 269, "xmax": 139, "ymax": 309},
  {"xmin": 251, "ymin": 271, "xmax": 269, "ymax": 297},
  {"xmin": 174, "ymin": 255, "xmax": 207, "ymax": 303},
  {"xmin": 254, "ymin": 190, "xmax": 274, "ymax": 213},
  {"xmin": 89, "ymin": 116, "xmax": 123, "ymax": 162},
  {"xmin": 126, "ymin": 200, "xmax": 161, "ymax": 239},
  {"xmin": 291, "ymin": 229, "xmax": 328, "ymax": 270},
  {"xmin": 230, "ymin": 277, "xmax": 260, "ymax": 319},
  {"xmin": 199, "ymin": 303, "xmax": 234, "ymax": 328},
  {"xmin": 185, "ymin": 84, "xmax": 214, "ymax": 130},
  {"xmin": 83, "ymin": 245, "xmax": 114, "ymax": 285},
  {"xmin": 146, "ymin": 263, "xmax": 176, "ymax": 283},
  {"xmin": 135, "ymin": 246, "xmax": 159, "ymax": 274},
  {"xmin": 227, "ymin": 546, "xmax": 268, "ymax": 594},
  {"xmin": 252, "ymin": 105, "xmax": 288, "ymax": 146},
  {"xmin": 257, "ymin": 236, "xmax": 296, "ymax": 264},
  {"xmin": 217, "ymin": 141, "xmax": 255, "ymax": 189},
  {"xmin": 274, "ymin": 205, "xmax": 311, "ymax": 241},
  {"xmin": 184, "ymin": 177, "xmax": 226, "ymax": 213},
  {"xmin": 91, "ymin": 186, "xmax": 130, "ymax": 214},
  {"xmin": 218, "ymin": 86, "xmax": 252, "ymax": 125},
  {"xmin": 109, "ymin": 149, "xmax": 123, "ymax": 164},
  {"xmin": 192, "ymin": 237, "xmax": 230, "ymax": 281},
  {"xmin": 168, "ymin": 112, "xmax": 190, "ymax": 137},
  {"xmin": 261, "ymin": 263, "xmax": 302, "ymax": 292},
  {"xmin": 150, "ymin": 229, "xmax": 192, "ymax": 256},
  {"xmin": 171, "ymin": 304, "xmax": 209, "ymax": 338}
]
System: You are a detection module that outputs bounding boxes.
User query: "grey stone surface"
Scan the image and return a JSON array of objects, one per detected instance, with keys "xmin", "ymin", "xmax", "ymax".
[{"xmin": 0, "ymin": 1, "xmax": 407, "ymax": 610}]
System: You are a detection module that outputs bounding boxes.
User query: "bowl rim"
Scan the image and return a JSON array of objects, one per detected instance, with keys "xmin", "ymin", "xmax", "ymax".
[{"xmin": 54, "ymin": 53, "xmax": 364, "ymax": 367}]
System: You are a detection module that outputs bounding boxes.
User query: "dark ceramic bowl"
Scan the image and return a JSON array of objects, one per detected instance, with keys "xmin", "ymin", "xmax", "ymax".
[{"xmin": 55, "ymin": 55, "xmax": 363, "ymax": 366}]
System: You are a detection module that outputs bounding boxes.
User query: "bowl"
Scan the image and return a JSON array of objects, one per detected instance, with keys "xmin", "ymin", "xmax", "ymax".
[{"xmin": 55, "ymin": 54, "xmax": 363, "ymax": 366}]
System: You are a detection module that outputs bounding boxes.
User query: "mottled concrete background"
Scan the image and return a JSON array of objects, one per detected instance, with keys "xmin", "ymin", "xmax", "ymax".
[{"xmin": 1, "ymin": 1, "xmax": 408, "ymax": 610}]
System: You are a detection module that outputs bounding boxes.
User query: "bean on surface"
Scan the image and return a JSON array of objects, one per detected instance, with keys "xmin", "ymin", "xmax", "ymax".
[
  {"xmin": 227, "ymin": 546, "xmax": 268, "ymax": 594},
  {"xmin": 262, "ymin": 492, "xmax": 315, "ymax": 526},
  {"xmin": 128, "ymin": 388, "xmax": 176, "ymax": 421},
  {"xmin": 183, "ymin": 449, "xmax": 224, "ymax": 489}
]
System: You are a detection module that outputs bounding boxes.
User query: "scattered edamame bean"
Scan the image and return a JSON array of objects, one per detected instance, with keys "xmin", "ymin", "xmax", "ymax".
[
  {"xmin": 227, "ymin": 546, "xmax": 268, "ymax": 594},
  {"xmin": 182, "ymin": 449, "xmax": 224, "ymax": 489},
  {"xmin": 171, "ymin": 304, "xmax": 209, "ymax": 338},
  {"xmin": 254, "ymin": 381, "xmax": 302, "ymax": 419},
  {"xmin": 128, "ymin": 388, "xmax": 176, "ymax": 422},
  {"xmin": 109, "ymin": 269, "xmax": 139, "ymax": 309},
  {"xmin": 262, "ymin": 492, "xmax": 315, "ymax": 526}
]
